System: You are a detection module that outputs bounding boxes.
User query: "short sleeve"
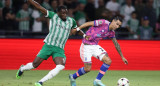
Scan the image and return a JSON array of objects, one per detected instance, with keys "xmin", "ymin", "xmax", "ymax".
[
  {"xmin": 45, "ymin": 10, "xmax": 56, "ymax": 19},
  {"xmin": 71, "ymin": 18, "xmax": 77, "ymax": 29},
  {"xmin": 94, "ymin": 19, "xmax": 110, "ymax": 26}
]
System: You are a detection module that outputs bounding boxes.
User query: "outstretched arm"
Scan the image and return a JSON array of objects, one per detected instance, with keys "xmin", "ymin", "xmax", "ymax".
[
  {"xmin": 112, "ymin": 38, "xmax": 128, "ymax": 64},
  {"xmin": 27, "ymin": 0, "xmax": 47, "ymax": 15},
  {"xmin": 71, "ymin": 21, "xmax": 94, "ymax": 37},
  {"xmin": 78, "ymin": 21, "xmax": 94, "ymax": 30}
]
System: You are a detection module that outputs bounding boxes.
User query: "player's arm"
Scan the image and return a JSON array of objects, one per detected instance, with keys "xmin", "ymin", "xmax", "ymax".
[
  {"xmin": 78, "ymin": 21, "xmax": 94, "ymax": 30},
  {"xmin": 70, "ymin": 21, "xmax": 93, "ymax": 40},
  {"xmin": 27, "ymin": 0, "xmax": 47, "ymax": 15},
  {"xmin": 111, "ymin": 38, "xmax": 128, "ymax": 64}
]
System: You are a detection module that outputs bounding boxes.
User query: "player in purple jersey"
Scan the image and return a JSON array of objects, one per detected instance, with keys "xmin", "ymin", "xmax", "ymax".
[{"xmin": 69, "ymin": 16, "xmax": 128, "ymax": 86}]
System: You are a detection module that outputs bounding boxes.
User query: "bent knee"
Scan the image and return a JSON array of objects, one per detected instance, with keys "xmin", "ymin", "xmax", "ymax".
[
  {"xmin": 84, "ymin": 67, "xmax": 91, "ymax": 72},
  {"xmin": 103, "ymin": 57, "xmax": 112, "ymax": 65}
]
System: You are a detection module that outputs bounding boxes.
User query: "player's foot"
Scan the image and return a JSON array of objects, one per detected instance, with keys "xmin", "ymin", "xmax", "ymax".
[
  {"xmin": 69, "ymin": 74, "xmax": 76, "ymax": 86},
  {"xmin": 35, "ymin": 82, "xmax": 43, "ymax": 86},
  {"xmin": 93, "ymin": 80, "xmax": 106, "ymax": 86},
  {"xmin": 16, "ymin": 65, "xmax": 24, "ymax": 79}
]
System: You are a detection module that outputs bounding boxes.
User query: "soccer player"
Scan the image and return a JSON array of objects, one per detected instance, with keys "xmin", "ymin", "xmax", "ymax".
[
  {"xmin": 16, "ymin": 0, "xmax": 77, "ymax": 86},
  {"xmin": 69, "ymin": 16, "xmax": 128, "ymax": 86}
]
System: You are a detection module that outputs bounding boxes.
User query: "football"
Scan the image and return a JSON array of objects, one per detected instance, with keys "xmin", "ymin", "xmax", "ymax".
[{"xmin": 117, "ymin": 78, "xmax": 129, "ymax": 86}]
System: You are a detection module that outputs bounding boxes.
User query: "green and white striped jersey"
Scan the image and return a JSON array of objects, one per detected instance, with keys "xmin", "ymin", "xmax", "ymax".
[
  {"xmin": 44, "ymin": 10, "xmax": 77, "ymax": 49},
  {"xmin": 16, "ymin": 9, "xmax": 30, "ymax": 31}
]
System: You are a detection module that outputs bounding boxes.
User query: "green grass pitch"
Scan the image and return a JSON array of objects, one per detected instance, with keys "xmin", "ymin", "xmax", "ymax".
[{"xmin": 0, "ymin": 70, "xmax": 160, "ymax": 86}]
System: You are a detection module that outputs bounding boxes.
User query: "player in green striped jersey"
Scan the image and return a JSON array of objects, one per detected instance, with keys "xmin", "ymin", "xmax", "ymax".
[{"xmin": 16, "ymin": 0, "xmax": 77, "ymax": 86}]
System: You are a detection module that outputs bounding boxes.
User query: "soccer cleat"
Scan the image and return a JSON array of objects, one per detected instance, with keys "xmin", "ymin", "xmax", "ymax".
[
  {"xmin": 93, "ymin": 80, "xmax": 106, "ymax": 86},
  {"xmin": 35, "ymin": 82, "xmax": 43, "ymax": 86},
  {"xmin": 69, "ymin": 74, "xmax": 76, "ymax": 86},
  {"xmin": 16, "ymin": 65, "xmax": 24, "ymax": 79}
]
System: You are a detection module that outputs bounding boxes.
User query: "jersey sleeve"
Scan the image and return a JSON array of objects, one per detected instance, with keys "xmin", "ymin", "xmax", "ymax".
[
  {"xmin": 94, "ymin": 19, "xmax": 110, "ymax": 27},
  {"xmin": 71, "ymin": 18, "xmax": 77, "ymax": 29},
  {"xmin": 45, "ymin": 10, "xmax": 56, "ymax": 19}
]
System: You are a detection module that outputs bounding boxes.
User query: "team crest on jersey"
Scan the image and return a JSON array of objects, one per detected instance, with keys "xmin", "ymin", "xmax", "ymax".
[{"xmin": 99, "ymin": 21, "xmax": 102, "ymax": 24}]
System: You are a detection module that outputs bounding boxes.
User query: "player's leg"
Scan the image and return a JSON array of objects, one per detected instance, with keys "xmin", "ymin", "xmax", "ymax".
[
  {"xmin": 16, "ymin": 43, "xmax": 51, "ymax": 80},
  {"xmin": 16, "ymin": 57, "xmax": 44, "ymax": 79},
  {"xmin": 35, "ymin": 57, "xmax": 65, "ymax": 86},
  {"xmin": 94, "ymin": 55, "xmax": 111, "ymax": 86},
  {"xmin": 93, "ymin": 45, "xmax": 111, "ymax": 86},
  {"xmin": 36, "ymin": 46, "xmax": 66, "ymax": 85},
  {"xmin": 69, "ymin": 43, "xmax": 92, "ymax": 86}
]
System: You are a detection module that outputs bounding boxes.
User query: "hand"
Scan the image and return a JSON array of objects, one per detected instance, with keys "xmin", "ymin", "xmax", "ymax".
[
  {"xmin": 122, "ymin": 57, "xmax": 128, "ymax": 65},
  {"xmin": 85, "ymin": 35, "xmax": 91, "ymax": 40}
]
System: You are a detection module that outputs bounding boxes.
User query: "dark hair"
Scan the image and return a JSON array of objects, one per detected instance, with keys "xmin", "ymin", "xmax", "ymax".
[
  {"xmin": 57, "ymin": 5, "xmax": 67, "ymax": 12},
  {"xmin": 131, "ymin": 11, "xmax": 137, "ymax": 15},
  {"xmin": 113, "ymin": 16, "xmax": 123, "ymax": 22}
]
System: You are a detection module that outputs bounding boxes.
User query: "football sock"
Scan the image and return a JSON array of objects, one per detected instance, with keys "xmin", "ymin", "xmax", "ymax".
[
  {"xmin": 72, "ymin": 67, "xmax": 86, "ymax": 79},
  {"xmin": 39, "ymin": 65, "xmax": 64, "ymax": 82},
  {"xmin": 96, "ymin": 63, "xmax": 110, "ymax": 80},
  {"xmin": 20, "ymin": 62, "xmax": 34, "ymax": 72},
  {"xmin": 39, "ymin": 82, "xmax": 43, "ymax": 85}
]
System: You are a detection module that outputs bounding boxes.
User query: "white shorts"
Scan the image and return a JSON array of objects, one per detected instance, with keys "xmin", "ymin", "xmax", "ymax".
[{"xmin": 80, "ymin": 43, "xmax": 107, "ymax": 63}]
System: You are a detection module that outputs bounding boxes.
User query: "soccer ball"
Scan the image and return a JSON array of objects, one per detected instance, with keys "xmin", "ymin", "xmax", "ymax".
[{"xmin": 117, "ymin": 78, "xmax": 129, "ymax": 86}]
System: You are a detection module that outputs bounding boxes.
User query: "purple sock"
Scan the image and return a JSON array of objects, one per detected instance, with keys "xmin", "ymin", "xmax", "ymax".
[
  {"xmin": 72, "ymin": 67, "xmax": 86, "ymax": 79},
  {"xmin": 96, "ymin": 63, "xmax": 110, "ymax": 80}
]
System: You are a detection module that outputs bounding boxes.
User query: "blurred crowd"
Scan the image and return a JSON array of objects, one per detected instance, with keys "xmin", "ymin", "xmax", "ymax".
[{"xmin": 0, "ymin": 0, "xmax": 160, "ymax": 40}]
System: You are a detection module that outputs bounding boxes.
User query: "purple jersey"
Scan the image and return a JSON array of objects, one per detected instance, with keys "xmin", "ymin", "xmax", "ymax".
[{"xmin": 82, "ymin": 19, "xmax": 115, "ymax": 45}]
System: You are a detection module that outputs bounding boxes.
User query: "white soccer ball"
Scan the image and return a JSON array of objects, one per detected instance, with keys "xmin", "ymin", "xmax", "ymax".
[{"xmin": 117, "ymin": 78, "xmax": 129, "ymax": 86}]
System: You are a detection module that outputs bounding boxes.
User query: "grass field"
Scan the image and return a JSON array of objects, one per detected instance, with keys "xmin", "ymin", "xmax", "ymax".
[{"xmin": 0, "ymin": 70, "xmax": 160, "ymax": 86}]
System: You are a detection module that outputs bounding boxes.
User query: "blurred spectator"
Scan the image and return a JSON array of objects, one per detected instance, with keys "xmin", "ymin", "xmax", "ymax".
[
  {"xmin": 74, "ymin": 3, "xmax": 86, "ymax": 26},
  {"xmin": 2, "ymin": 0, "xmax": 12, "ymax": 8},
  {"xmin": 12, "ymin": 0, "xmax": 24, "ymax": 13},
  {"xmin": 16, "ymin": 3, "xmax": 30, "ymax": 32},
  {"xmin": 2, "ymin": 0, "xmax": 16, "ymax": 31},
  {"xmin": 42, "ymin": 0, "xmax": 51, "ymax": 10},
  {"xmin": 78, "ymin": 0, "xmax": 87, "ymax": 4},
  {"xmin": 105, "ymin": 0, "xmax": 120, "ymax": 16},
  {"xmin": 64, "ymin": 0, "xmax": 77, "ymax": 9},
  {"xmin": 95, "ymin": 0, "xmax": 111, "ymax": 20},
  {"xmin": 0, "ymin": 0, "xmax": 3, "ymax": 8},
  {"xmin": 84, "ymin": 0, "xmax": 95, "ymax": 21},
  {"xmin": 137, "ymin": 16, "xmax": 153, "ymax": 40},
  {"xmin": 117, "ymin": 0, "xmax": 125, "ymax": 6},
  {"xmin": 51, "ymin": 0, "xmax": 58, "ymax": 12},
  {"xmin": 31, "ymin": 8, "xmax": 42, "ymax": 33},
  {"xmin": 153, "ymin": 0, "xmax": 160, "ymax": 18},
  {"xmin": 94, "ymin": 0, "xmax": 98, "ymax": 8},
  {"xmin": 134, "ymin": 0, "xmax": 145, "ymax": 24},
  {"xmin": 68, "ymin": 8, "xmax": 74, "ymax": 17},
  {"xmin": 142, "ymin": 0, "xmax": 156, "ymax": 29},
  {"xmin": 155, "ymin": 15, "xmax": 160, "ymax": 39},
  {"xmin": 58, "ymin": 0, "xmax": 64, "ymax": 6},
  {"xmin": 120, "ymin": 0, "xmax": 135, "ymax": 27},
  {"xmin": 126, "ymin": 11, "xmax": 139, "ymax": 39}
]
